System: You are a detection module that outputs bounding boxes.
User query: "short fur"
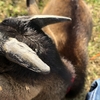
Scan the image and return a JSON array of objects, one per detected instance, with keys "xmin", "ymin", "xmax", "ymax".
[
  {"xmin": 42, "ymin": 0, "xmax": 93, "ymax": 98},
  {"xmin": 0, "ymin": 17, "xmax": 75, "ymax": 100},
  {"xmin": 26, "ymin": 0, "xmax": 93, "ymax": 98}
]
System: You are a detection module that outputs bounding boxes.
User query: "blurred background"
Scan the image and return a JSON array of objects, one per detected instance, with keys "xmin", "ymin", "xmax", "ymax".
[{"xmin": 0, "ymin": 0, "xmax": 100, "ymax": 99}]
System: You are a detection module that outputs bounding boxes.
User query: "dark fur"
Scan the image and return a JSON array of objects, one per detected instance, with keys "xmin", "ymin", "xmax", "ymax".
[
  {"xmin": 0, "ymin": 17, "xmax": 75, "ymax": 100},
  {"xmin": 26, "ymin": 0, "xmax": 93, "ymax": 98},
  {"xmin": 42, "ymin": 0, "xmax": 93, "ymax": 98}
]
